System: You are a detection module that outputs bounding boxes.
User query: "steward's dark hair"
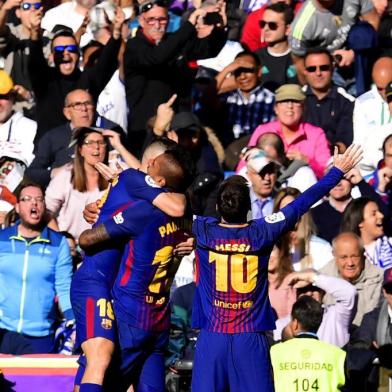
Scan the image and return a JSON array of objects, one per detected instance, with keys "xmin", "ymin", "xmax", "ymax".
[{"xmin": 291, "ymin": 296, "xmax": 323, "ymax": 333}]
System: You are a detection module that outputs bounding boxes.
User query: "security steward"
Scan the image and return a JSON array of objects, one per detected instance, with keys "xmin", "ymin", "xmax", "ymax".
[{"xmin": 270, "ymin": 296, "xmax": 346, "ymax": 392}]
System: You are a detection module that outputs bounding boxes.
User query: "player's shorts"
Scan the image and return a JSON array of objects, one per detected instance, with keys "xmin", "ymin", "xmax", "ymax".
[
  {"xmin": 117, "ymin": 321, "xmax": 169, "ymax": 391},
  {"xmin": 192, "ymin": 329, "xmax": 274, "ymax": 392},
  {"xmin": 70, "ymin": 275, "xmax": 116, "ymax": 348}
]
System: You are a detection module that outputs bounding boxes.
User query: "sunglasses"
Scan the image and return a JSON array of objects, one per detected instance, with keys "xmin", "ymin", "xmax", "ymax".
[
  {"xmin": 53, "ymin": 45, "xmax": 79, "ymax": 54},
  {"xmin": 233, "ymin": 67, "xmax": 257, "ymax": 77},
  {"xmin": 139, "ymin": 0, "xmax": 168, "ymax": 14},
  {"xmin": 259, "ymin": 20, "xmax": 279, "ymax": 30},
  {"xmin": 20, "ymin": 2, "xmax": 42, "ymax": 10},
  {"xmin": 305, "ymin": 64, "xmax": 331, "ymax": 73}
]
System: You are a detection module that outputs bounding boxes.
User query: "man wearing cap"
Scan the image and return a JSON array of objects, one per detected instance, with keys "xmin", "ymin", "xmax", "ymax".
[
  {"xmin": 243, "ymin": 148, "xmax": 279, "ymax": 219},
  {"xmin": 124, "ymin": 0, "xmax": 227, "ymax": 156},
  {"xmin": 27, "ymin": 6, "xmax": 124, "ymax": 138},
  {"xmin": 247, "ymin": 84, "xmax": 331, "ymax": 178}
]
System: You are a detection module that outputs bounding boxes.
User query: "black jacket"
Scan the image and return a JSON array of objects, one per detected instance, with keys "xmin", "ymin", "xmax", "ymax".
[
  {"xmin": 28, "ymin": 36, "xmax": 121, "ymax": 139},
  {"xmin": 124, "ymin": 21, "xmax": 226, "ymax": 132},
  {"xmin": 303, "ymin": 85, "xmax": 354, "ymax": 148}
]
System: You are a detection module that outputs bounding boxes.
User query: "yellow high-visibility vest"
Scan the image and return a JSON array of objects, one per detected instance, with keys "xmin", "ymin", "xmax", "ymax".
[{"xmin": 270, "ymin": 337, "xmax": 346, "ymax": 392}]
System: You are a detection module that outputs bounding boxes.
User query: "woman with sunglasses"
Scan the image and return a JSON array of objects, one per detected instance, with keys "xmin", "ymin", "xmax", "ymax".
[{"xmin": 45, "ymin": 127, "xmax": 109, "ymax": 242}]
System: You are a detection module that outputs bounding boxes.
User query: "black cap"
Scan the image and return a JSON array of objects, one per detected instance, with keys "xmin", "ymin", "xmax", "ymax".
[
  {"xmin": 52, "ymin": 24, "xmax": 75, "ymax": 40},
  {"xmin": 171, "ymin": 112, "xmax": 203, "ymax": 132},
  {"xmin": 386, "ymin": 82, "xmax": 392, "ymax": 103}
]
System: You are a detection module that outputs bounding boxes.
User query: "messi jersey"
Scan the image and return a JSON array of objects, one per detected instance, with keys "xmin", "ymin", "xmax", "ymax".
[
  {"xmin": 76, "ymin": 169, "xmax": 165, "ymax": 285},
  {"xmin": 103, "ymin": 201, "xmax": 189, "ymax": 332},
  {"xmin": 192, "ymin": 167, "xmax": 344, "ymax": 333}
]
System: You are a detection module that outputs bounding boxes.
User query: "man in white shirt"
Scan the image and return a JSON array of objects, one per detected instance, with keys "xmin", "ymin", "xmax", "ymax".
[{"xmin": 354, "ymin": 57, "xmax": 392, "ymax": 175}]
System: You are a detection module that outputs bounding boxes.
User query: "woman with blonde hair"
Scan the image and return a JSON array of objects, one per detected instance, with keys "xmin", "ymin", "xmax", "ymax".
[{"xmin": 273, "ymin": 187, "xmax": 333, "ymax": 271}]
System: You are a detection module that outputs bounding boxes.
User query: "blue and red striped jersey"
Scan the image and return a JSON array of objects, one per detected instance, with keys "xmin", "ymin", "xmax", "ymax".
[
  {"xmin": 104, "ymin": 201, "xmax": 189, "ymax": 332},
  {"xmin": 192, "ymin": 167, "xmax": 344, "ymax": 333},
  {"xmin": 76, "ymin": 168, "xmax": 165, "ymax": 286}
]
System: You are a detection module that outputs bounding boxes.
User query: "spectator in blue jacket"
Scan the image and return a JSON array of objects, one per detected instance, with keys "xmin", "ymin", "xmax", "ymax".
[{"xmin": 0, "ymin": 183, "xmax": 74, "ymax": 353}]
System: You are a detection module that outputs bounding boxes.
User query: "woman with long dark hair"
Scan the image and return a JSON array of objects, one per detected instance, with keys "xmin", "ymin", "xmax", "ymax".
[{"xmin": 341, "ymin": 197, "xmax": 392, "ymax": 269}]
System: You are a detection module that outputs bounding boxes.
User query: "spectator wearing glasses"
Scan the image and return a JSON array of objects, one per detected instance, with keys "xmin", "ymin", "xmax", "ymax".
[
  {"xmin": 25, "ymin": 89, "xmax": 123, "ymax": 188},
  {"xmin": 302, "ymin": 49, "xmax": 354, "ymax": 153},
  {"xmin": 0, "ymin": 183, "xmax": 74, "ymax": 353},
  {"xmin": 247, "ymin": 84, "xmax": 331, "ymax": 178},
  {"xmin": 214, "ymin": 50, "xmax": 275, "ymax": 144},
  {"xmin": 321, "ymin": 232, "xmax": 383, "ymax": 326},
  {"xmin": 28, "ymin": 7, "xmax": 124, "ymax": 138},
  {"xmin": 45, "ymin": 127, "xmax": 109, "ymax": 241},
  {"xmin": 124, "ymin": 0, "xmax": 227, "ymax": 156},
  {"xmin": 0, "ymin": 0, "xmax": 43, "ymax": 116},
  {"xmin": 255, "ymin": 2, "xmax": 298, "ymax": 92}
]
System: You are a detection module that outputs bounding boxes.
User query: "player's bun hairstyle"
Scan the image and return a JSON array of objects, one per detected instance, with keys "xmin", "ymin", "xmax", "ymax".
[
  {"xmin": 217, "ymin": 175, "xmax": 251, "ymax": 223},
  {"xmin": 291, "ymin": 296, "xmax": 323, "ymax": 333}
]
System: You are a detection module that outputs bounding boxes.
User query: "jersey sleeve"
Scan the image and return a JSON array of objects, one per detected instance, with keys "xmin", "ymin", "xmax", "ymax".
[
  {"xmin": 256, "ymin": 167, "xmax": 343, "ymax": 243},
  {"xmin": 121, "ymin": 168, "xmax": 167, "ymax": 203},
  {"xmin": 103, "ymin": 200, "xmax": 155, "ymax": 239}
]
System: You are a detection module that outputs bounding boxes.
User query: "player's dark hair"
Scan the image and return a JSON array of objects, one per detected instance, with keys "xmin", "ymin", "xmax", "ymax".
[
  {"xmin": 266, "ymin": 2, "xmax": 294, "ymax": 24},
  {"xmin": 235, "ymin": 50, "xmax": 261, "ymax": 68},
  {"xmin": 382, "ymin": 134, "xmax": 392, "ymax": 155},
  {"xmin": 304, "ymin": 48, "xmax": 333, "ymax": 65},
  {"xmin": 217, "ymin": 175, "xmax": 251, "ymax": 223},
  {"xmin": 291, "ymin": 296, "xmax": 323, "ymax": 333},
  {"xmin": 160, "ymin": 147, "xmax": 195, "ymax": 193},
  {"xmin": 340, "ymin": 197, "xmax": 374, "ymax": 236}
]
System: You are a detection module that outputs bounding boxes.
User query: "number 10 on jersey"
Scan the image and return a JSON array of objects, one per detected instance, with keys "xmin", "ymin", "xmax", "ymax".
[{"xmin": 208, "ymin": 251, "xmax": 258, "ymax": 294}]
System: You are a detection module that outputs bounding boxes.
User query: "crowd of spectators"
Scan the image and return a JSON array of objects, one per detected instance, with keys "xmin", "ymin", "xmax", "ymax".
[{"xmin": 0, "ymin": 0, "xmax": 391, "ymax": 389}]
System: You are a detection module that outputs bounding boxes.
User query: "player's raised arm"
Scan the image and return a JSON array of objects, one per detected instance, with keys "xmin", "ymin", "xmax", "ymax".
[
  {"xmin": 260, "ymin": 145, "xmax": 362, "ymax": 242},
  {"xmin": 79, "ymin": 225, "xmax": 110, "ymax": 250}
]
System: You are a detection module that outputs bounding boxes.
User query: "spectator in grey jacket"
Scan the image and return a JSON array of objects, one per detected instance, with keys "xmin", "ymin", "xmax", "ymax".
[{"xmin": 321, "ymin": 232, "xmax": 384, "ymax": 326}]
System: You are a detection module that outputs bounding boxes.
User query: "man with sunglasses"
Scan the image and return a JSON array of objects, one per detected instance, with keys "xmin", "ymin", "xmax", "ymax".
[
  {"xmin": 124, "ymin": 0, "xmax": 227, "ymax": 156},
  {"xmin": 28, "ymin": 6, "xmax": 124, "ymax": 139},
  {"xmin": 0, "ymin": 0, "xmax": 43, "ymax": 115},
  {"xmin": 214, "ymin": 50, "xmax": 275, "ymax": 145},
  {"xmin": 302, "ymin": 48, "xmax": 354, "ymax": 153},
  {"xmin": 255, "ymin": 2, "xmax": 298, "ymax": 92}
]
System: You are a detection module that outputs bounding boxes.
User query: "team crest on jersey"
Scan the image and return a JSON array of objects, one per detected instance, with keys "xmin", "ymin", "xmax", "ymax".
[
  {"xmin": 265, "ymin": 212, "xmax": 285, "ymax": 224},
  {"xmin": 101, "ymin": 319, "xmax": 112, "ymax": 330},
  {"xmin": 145, "ymin": 175, "xmax": 160, "ymax": 188}
]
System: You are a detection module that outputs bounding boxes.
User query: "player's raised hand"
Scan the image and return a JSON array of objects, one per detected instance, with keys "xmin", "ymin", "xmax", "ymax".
[
  {"xmin": 333, "ymin": 144, "xmax": 362, "ymax": 174},
  {"xmin": 174, "ymin": 236, "xmax": 195, "ymax": 257},
  {"xmin": 95, "ymin": 161, "xmax": 122, "ymax": 182}
]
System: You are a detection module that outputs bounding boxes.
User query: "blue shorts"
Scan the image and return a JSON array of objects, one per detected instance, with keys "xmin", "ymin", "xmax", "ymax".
[
  {"xmin": 70, "ymin": 275, "xmax": 116, "ymax": 348},
  {"xmin": 117, "ymin": 321, "xmax": 169, "ymax": 391},
  {"xmin": 192, "ymin": 330, "xmax": 274, "ymax": 392}
]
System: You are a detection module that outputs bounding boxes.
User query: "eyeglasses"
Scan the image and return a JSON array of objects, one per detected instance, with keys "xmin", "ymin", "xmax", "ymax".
[
  {"xmin": 142, "ymin": 15, "xmax": 169, "ymax": 25},
  {"xmin": 19, "ymin": 195, "xmax": 44, "ymax": 203},
  {"xmin": 83, "ymin": 139, "xmax": 107, "ymax": 148},
  {"xmin": 139, "ymin": 0, "xmax": 168, "ymax": 14},
  {"xmin": 277, "ymin": 100, "xmax": 303, "ymax": 106},
  {"xmin": 233, "ymin": 67, "xmax": 257, "ymax": 78},
  {"xmin": 259, "ymin": 20, "xmax": 279, "ymax": 30},
  {"xmin": 66, "ymin": 101, "xmax": 94, "ymax": 111},
  {"xmin": 305, "ymin": 64, "xmax": 331, "ymax": 73},
  {"xmin": 337, "ymin": 254, "xmax": 362, "ymax": 262},
  {"xmin": 53, "ymin": 45, "xmax": 79, "ymax": 54},
  {"xmin": 20, "ymin": 2, "xmax": 42, "ymax": 10}
]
